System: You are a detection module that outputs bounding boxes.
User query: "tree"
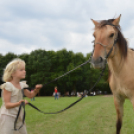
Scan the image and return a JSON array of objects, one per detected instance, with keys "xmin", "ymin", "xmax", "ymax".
[{"xmin": 0, "ymin": 49, "xmax": 111, "ymax": 96}]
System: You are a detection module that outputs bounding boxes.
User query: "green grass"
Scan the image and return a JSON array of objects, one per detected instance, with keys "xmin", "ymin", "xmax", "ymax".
[{"xmin": 0, "ymin": 96, "xmax": 134, "ymax": 134}]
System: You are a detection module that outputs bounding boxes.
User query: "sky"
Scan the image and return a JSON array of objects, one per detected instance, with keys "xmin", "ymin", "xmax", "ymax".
[{"xmin": 0, "ymin": 0, "xmax": 134, "ymax": 56}]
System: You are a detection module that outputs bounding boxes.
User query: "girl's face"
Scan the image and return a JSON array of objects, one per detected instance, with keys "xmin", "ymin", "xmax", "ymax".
[{"xmin": 12, "ymin": 64, "xmax": 26, "ymax": 80}]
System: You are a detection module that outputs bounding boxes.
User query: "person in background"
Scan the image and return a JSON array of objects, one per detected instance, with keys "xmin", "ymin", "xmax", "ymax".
[
  {"xmin": 54, "ymin": 86, "xmax": 58, "ymax": 100},
  {"xmin": 93, "ymin": 91, "xmax": 96, "ymax": 96}
]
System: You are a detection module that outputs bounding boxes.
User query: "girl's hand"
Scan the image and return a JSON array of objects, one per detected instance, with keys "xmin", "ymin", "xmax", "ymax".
[
  {"xmin": 35, "ymin": 84, "xmax": 43, "ymax": 90},
  {"xmin": 24, "ymin": 100, "xmax": 29, "ymax": 105},
  {"xmin": 18, "ymin": 100, "xmax": 29, "ymax": 105},
  {"xmin": 33, "ymin": 84, "xmax": 43, "ymax": 94},
  {"xmin": 18, "ymin": 100, "xmax": 24, "ymax": 105}
]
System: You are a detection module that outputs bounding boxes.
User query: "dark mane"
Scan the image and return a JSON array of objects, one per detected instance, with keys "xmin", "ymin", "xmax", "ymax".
[{"xmin": 96, "ymin": 19, "xmax": 128, "ymax": 59}]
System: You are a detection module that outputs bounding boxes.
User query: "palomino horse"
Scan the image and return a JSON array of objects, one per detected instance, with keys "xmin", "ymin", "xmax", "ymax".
[{"xmin": 91, "ymin": 15, "xmax": 133, "ymax": 134}]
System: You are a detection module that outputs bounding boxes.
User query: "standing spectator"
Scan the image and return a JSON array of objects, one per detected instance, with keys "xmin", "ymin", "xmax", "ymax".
[
  {"xmin": 31, "ymin": 90, "xmax": 35, "ymax": 101},
  {"xmin": 54, "ymin": 86, "xmax": 58, "ymax": 100},
  {"xmin": 93, "ymin": 91, "xmax": 96, "ymax": 96}
]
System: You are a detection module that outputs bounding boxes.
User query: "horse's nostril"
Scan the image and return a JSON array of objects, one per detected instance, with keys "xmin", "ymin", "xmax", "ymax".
[
  {"xmin": 91, "ymin": 57, "xmax": 104, "ymax": 65},
  {"xmin": 99, "ymin": 57, "xmax": 103, "ymax": 62}
]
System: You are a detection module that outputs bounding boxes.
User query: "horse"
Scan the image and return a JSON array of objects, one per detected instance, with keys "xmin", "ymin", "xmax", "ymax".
[{"xmin": 90, "ymin": 14, "xmax": 134, "ymax": 134}]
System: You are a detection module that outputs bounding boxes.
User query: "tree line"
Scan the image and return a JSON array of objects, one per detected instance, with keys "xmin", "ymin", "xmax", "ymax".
[{"xmin": 0, "ymin": 48, "xmax": 111, "ymax": 96}]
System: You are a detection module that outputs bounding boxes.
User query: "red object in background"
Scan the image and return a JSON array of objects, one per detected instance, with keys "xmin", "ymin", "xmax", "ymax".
[{"xmin": 55, "ymin": 88, "xmax": 57, "ymax": 93}]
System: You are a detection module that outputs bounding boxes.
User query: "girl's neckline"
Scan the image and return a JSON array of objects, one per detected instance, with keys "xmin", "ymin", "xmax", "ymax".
[{"xmin": 9, "ymin": 82, "xmax": 22, "ymax": 90}]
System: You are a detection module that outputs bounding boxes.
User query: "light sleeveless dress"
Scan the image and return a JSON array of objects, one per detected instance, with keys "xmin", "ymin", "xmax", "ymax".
[{"xmin": 0, "ymin": 82, "xmax": 28, "ymax": 134}]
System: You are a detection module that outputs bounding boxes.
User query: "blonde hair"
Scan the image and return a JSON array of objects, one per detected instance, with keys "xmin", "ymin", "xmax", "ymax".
[{"xmin": 2, "ymin": 58, "xmax": 25, "ymax": 82}]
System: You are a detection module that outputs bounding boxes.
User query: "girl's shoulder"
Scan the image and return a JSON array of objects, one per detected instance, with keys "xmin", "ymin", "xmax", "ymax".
[
  {"xmin": 0, "ymin": 82, "xmax": 14, "ymax": 91},
  {"xmin": 20, "ymin": 81, "xmax": 29, "ymax": 89},
  {"xmin": 0, "ymin": 81, "xmax": 29, "ymax": 91}
]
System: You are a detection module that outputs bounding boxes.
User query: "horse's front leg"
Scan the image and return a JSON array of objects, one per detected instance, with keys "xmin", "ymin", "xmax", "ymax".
[
  {"xmin": 130, "ymin": 98, "xmax": 134, "ymax": 111},
  {"xmin": 114, "ymin": 96, "xmax": 125, "ymax": 134}
]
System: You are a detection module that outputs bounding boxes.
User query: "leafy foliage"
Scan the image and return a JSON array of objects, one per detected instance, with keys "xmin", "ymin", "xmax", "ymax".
[{"xmin": 0, "ymin": 49, "xmax": 111, "ymax": 96}]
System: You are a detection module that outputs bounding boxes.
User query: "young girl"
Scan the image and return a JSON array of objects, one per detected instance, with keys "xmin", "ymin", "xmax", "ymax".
[{"xmin": 0, "ymin": 58, "xmax": 42, "ymax": 134}]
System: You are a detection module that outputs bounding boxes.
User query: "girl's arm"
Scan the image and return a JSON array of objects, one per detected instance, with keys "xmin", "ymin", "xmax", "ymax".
[
  {"xmin": 3, "ymin": 89, "xmax": 26, "ymax": 109},
  {"xmin": 24, "ymin": 84, "xmax": 42, "ymax": 98}
]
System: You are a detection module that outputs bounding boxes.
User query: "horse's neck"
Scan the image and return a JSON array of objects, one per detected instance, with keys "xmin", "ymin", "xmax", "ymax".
[
  {"xmin": 107, "ymin": 46, "xmax": 126, "ymax": 76},
  {"xmin": 107, "ymin": 47, "xmax": 134, "ymax": 76}
]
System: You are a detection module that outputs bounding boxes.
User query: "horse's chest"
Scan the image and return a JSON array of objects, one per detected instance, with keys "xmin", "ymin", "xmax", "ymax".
[
  {"xmin": 118, "ymin": 86, "xmax": 129, "ymax": 98},
  {"xmin": 109, "ymin": 76, "xmax": 131, "ymax": 98}
]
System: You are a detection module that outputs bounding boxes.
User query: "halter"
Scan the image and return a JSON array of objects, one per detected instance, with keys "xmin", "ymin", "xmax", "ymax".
[
  {"xmin": 94, "ymin": 38, "xmax": 118, "ymax": 59},
  {"xmin": 92, "ymin": 23, "xmax": 119, "ymax": 61}
]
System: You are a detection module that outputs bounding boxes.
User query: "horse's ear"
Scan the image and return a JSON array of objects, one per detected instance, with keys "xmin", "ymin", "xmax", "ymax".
[
  {"xmin": 91, "ymin": 19, "xmax": 99, "ymax": 27},
  {"xmin": 113, "ymin": 14, "xmax": 121, "ymax": 25}
]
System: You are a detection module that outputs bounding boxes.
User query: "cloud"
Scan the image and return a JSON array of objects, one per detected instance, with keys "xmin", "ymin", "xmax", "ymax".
[
  {"xmin": 0, "ymin": 38, "xmax": 34, "ymax": 54},
  {"xmin": 0, "ymin": 0, "xmax": 134, "ymax": 56}
]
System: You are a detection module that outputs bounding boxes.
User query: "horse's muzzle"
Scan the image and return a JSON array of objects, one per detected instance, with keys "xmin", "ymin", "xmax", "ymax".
[{"xmin": 90, "ymin": 57, "xmax": 106, "ymax": 69}]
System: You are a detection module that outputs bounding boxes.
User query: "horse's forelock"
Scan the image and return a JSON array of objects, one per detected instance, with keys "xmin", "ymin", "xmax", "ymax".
[{"xmin": 95, "ymin": 19, "xmax": 115, "ymax": 28}]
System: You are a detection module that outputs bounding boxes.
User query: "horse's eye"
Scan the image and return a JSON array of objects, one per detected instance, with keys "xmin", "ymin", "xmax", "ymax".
[{"xmin": 110, "ymin": 33, "xmax": 114, "ymax": 38}]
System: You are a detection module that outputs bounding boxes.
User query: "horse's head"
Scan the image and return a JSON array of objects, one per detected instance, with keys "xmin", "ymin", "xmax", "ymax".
[{"xmin": 90, "ymin": 15, "xmax": 121, "ymax": 69}]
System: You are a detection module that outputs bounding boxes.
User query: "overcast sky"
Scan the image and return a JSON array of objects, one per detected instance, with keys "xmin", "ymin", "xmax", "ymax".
[{"xmin": 0, "ymin": 0, "xmax": 134, "ymax": 56}]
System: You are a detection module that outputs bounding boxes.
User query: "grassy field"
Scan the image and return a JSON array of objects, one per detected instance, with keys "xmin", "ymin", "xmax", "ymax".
[{"xmin": 0, "ymin": 96, "xmax": 134, "ymax": 134}]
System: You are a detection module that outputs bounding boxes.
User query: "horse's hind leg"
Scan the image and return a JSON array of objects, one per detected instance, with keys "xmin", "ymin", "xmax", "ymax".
[{"xmin": 114, "ymin": 96, "xmax": 125, "ymax": 134}]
